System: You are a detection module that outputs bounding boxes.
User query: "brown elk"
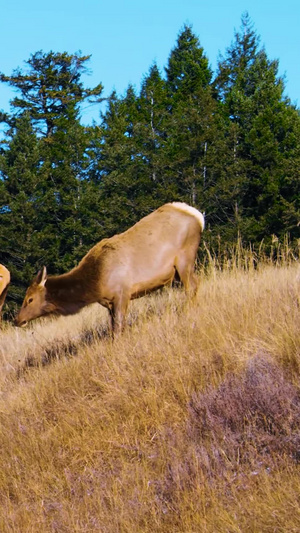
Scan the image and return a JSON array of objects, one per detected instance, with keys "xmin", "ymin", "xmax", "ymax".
[
  {"xmin": 0, "ymin": 264, "xmax": 10, "ymax": 320},
  {"xmin": 14, "ymin": 202, "xmax": 205, "ymax": 334}
]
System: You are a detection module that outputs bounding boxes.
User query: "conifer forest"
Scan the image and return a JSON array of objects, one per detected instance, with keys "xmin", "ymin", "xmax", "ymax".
[{"xmin": 0, "ymin": 13, "xmax": 299, "ymax": 308}]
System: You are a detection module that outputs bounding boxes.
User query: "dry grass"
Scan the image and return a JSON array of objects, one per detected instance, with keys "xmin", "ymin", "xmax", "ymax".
[{"xmin": 0, "ymin": 249, "xmax": 299, "ymax": 532}]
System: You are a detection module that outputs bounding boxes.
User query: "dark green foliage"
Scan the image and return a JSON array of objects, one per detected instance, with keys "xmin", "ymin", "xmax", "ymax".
[
  {"xmin": 92, "ymin": 87, "xmax": 147, "ymax": 236},
  {"xmin": 0, "ymin": 51, "xmax": 103, "ymax": 137},
  {"xmin": 166, "ymin": 24, "xmax": 212, "ymax": 97},
  {"xmin": 137, "ymin": 64, "xmax": 173, "ymax": 205},
  {"xmin": 163, "ymin": 26, "xmax": 216, "ymax": 208},
  {"xmin": 0, "ymin": 52, "xmax": 104, "ymax": 308},
  {"xmin": 0, "ymin": 114, "xmax": 42, "ymax": 308},
  {"xmin": 214, "ymin": 12, "xmax": 300, "ymax": 244},
  {"xmin": 0, "ymin": 16, "xmax": 299, "ymax": 314}
]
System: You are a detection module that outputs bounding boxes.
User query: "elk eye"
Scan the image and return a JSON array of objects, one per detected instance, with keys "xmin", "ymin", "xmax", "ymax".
[{"xmin": 28, "ymin": 297, "xmax": 33, "ymax": 304}]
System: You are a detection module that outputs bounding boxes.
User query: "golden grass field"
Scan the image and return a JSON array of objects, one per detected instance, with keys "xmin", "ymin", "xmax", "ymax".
[{"xmin": 0, "ymin": 244, "xmax": 299, "ymax": 532}]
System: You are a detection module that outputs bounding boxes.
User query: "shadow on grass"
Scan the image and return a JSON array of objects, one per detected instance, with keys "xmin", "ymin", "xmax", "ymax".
[{"xmin": 17, "ymin": 323, "xmax": 111, "ymax": 377}]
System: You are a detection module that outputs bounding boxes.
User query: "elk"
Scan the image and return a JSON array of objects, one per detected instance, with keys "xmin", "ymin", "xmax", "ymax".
[
  {"xmin": 14, "ymin": 202, "xmax": 205, "ymax": 334},
  {"xmin": 0, "ymin": 264, "xmax": 10, "ymax": 320}
]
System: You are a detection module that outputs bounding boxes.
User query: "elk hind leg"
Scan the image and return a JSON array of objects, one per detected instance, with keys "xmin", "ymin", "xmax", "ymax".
[{"xmin": 175, "ymin": 253, "xmax": 198, "ymax": 299}]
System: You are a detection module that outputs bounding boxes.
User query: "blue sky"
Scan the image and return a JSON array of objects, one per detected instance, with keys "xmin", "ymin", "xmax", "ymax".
[{"xmin": 1, "ymin": 0, "xmax": 299, "ymax": 125}]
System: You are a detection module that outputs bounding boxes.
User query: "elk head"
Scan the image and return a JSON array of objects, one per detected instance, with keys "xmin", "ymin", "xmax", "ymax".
[{"xmin": 14, "ymin": 267, "xmax": 52, "ymax": 327}]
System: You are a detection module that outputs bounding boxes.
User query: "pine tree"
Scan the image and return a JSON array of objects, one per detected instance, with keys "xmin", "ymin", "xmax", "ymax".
[
  {"xmin": 91, "ymin": 87, "xmax": 144, "ymax": 235},
  {"xmin": 0, "ymin": 51, "xmax": 103, "ymax": 137},
  {"xmin": 0, "ymin": 114, "xmax": 42, "ymax": 306},
  {"xmin": 36, "ymin": 114, "xmax": 95, "ymax": 271},
  {"xmin": 214, "ymin": 12, "xmax": 300, "ymax": 245},
  {"xmin": 166, "ymin": 25, "xmax": 212, "ymax": 98},
  {"xmin": 164, "ymin": 25, "xmax": 219, "ymax": 210},
  {"xmin": 136, "ymin": 64, "xmax": 173, "ymax": 206},
  {"xmin": 0, "ymin": 51, "xmax": 104, "ymax": 288}
]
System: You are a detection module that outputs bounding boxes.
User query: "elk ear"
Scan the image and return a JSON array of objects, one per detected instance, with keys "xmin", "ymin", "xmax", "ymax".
[{"xmin": 36, "ymin": 266, "xmax": 47, "ymax": 287}]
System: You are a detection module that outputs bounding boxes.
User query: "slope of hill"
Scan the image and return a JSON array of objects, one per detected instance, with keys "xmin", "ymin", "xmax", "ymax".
[{"xmin": 0, "ymin": 258, "xmax": 299, "ymax": 532}]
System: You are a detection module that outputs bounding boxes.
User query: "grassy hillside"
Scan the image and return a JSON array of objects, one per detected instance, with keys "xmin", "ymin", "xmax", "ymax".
[{"xmin": 0, "ymin": 251, "xmax": 299, "ymax": 532}]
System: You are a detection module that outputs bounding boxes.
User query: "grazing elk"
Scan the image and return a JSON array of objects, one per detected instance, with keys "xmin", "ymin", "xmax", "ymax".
[
  {"xmin": 14, "ymin": 202, "xmax": 205, "ymax": 334},
  {"xmin": 0, "ymin": 264, "xmax": 10, "ymax": 320}
]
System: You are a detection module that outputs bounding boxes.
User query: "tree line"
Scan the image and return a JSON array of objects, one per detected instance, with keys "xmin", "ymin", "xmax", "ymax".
[{"xmin": 0, "ymin": 13, "xmax": 299, "ymax": 309}]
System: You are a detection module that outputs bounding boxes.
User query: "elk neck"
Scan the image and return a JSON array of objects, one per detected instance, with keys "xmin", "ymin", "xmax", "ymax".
[{"xmin": 44, "ymin": 265, "xmax": 95, "ymax": 314}]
